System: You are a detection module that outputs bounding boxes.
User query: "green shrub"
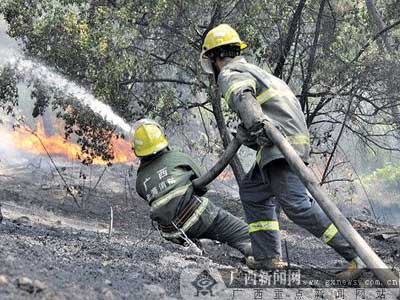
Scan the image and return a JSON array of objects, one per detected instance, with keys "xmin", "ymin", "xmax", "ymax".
[{"xmin": 362, "ymin": 164, "xmax": 400, "ymax": 190}]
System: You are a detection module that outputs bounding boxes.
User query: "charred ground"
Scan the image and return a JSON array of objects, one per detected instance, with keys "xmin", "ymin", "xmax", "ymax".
[{"xmin": 0, "ymin": 161, "xmax": 399, "ymax": 299}]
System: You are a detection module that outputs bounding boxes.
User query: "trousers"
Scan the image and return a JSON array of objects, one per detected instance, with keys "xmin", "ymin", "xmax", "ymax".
[
  {"xmin": 186, "ymin": 200, "xmax": 252, "ymax": 256},
  {"xmin": 239, "ymin": 159, "xmax": 356, "ymax": 261}
]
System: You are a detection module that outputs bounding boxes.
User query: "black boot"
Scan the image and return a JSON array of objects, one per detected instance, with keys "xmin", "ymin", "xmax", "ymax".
[
  {"xmin": 246, "ymin": 256, "xmax": 288, "ymax": 270},
  {"xmin": 0, "ymin": 203, "xmax": 3, "ymax": 223}
]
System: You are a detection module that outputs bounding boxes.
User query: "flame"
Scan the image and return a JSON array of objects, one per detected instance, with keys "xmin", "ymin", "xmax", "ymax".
[{"xmin": 0, "ymin": 118, "xmax": 136, "ymax": 165}]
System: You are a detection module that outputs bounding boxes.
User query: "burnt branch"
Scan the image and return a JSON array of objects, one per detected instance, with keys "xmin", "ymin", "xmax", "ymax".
[
  {"xmin": 26, "ymin": 127, "xmax": 81, "ymax": 208},
  {"xmin": 299, "ymin": 0, "xmax": 327, "ymax": 113},
  {"xmin": 274, "ymin": 0, "xmax": 307, "ymax": 78},
  {"xmin": 119, "ymin": 78, "xmax": 203, "ymax": 88},
  {"xmin": 350, "ymin": 18, "xmax": 400, "ymax": 64}
]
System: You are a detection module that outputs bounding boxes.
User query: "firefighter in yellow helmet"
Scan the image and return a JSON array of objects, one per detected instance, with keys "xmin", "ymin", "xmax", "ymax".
[
  {"xmin": 200, "ymin": 24, "xmax": 364, "ymax": 278},
  {"xmin": 132, "ymin": 119, "xmax": 252, "ymax": 258}
]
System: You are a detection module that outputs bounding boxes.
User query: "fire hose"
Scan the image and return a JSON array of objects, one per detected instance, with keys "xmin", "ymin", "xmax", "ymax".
[
  {"xmin": 192, "ymin": 123, "xmax": 399, "ymax": 297},
  {"xmin": 192, "ymin": 137, "xmax": 242, "ymax": 189}
]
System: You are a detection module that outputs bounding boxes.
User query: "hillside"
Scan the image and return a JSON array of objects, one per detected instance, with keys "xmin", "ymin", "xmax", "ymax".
[{"xmin": 0, "ymin": 162, "xmax": 399, "ymax": 299}]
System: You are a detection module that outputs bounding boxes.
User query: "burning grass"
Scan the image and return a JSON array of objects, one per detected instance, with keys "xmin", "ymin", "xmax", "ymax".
[{"xmin": 0, "ymin": 118, "xmax": 136, "ymax": 165}]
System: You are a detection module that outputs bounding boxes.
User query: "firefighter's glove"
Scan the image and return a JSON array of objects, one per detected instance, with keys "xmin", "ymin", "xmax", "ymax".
[
  {"xmin": 232, "ymin": 124, "xmax": 257, "ymax": 148},
  {"xmin": 249, "ymin": 122, "xmax": 273, "ymax": 147},
  {"xmin": 249, "ymin": 120, "xmax": 286, "ymax": 147}
]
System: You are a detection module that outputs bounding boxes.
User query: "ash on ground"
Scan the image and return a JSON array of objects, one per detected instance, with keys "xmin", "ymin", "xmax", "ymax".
[{"xmin": 0, "ymin": 159, "xmax": 399, "ymax": 299}]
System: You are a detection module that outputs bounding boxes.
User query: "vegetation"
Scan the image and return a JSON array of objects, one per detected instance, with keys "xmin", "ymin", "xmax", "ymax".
[
  {"xmin": 0, "ymin": 0, "xmax": 400, "ymax": 183},
  {"xmin": 363, "ymin": 163, "xmax": 400, "ymax": 190}
]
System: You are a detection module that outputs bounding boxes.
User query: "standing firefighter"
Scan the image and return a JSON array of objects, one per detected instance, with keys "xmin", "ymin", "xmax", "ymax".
[
  {"xmin": 200, "ymin": 24, "xmax": 364, "ymax": 278},
  {"xmin": 133, "ymin": 119, "xmax": 252, "ymax": 258}
]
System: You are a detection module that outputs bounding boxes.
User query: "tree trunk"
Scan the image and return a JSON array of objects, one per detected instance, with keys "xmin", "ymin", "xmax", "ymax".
[
  {"xmin": 365, "ymin": 0, "xmax": 392, "ymax": 50},
  {"xmin": 274, "ymin": 0, "xmax": 307, "ymax": 79},
  {"xmin": 210, "ymin": 85, "xmax": 245, "ymax": 184},
  {"xmin": 201, "ymin": 3, "xmax": 245, "ymax": 184},
  {"xmin": 299, "ymin": 0, "xmax": 327, "ymax": 120},
  {"xmin": 365, "ymin": 0, "xmax": 400, "ymax": 132}
]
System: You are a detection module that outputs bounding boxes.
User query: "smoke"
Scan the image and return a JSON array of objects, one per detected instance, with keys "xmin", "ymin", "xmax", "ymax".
[
  {"xmin": 0, "ymin": 121, "xmax": 30, "ymax": 167},
  {"xmin": 1, "ymin": 17, "xmax": 398, "ymax": 225},
  {"xmin": 0, "ymin": 17, "xmax": 19, "ymax": 62}
]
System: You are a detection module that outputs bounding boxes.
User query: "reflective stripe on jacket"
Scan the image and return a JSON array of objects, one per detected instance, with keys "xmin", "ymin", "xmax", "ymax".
[
  {"xmin": 135, "ymin": 150, "xmax": 211, "ymax": 235},
  {"xmin": 159, "ymin": 196, "xmax": 210, "ymax": 239},
  {"xmin": 218, "ymin": 57, "xmax": 311, "ymax": 168}
]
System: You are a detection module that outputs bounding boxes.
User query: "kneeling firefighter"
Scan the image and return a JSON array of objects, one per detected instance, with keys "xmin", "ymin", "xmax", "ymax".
[{"xmin": 132, "ymin": 119, "xmax": 252, "ymax": 257}]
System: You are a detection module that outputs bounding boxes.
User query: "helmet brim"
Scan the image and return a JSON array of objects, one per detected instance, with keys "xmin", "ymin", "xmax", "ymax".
[
  {"xmin": 131, "ymin": 119, "xmax": 168, "ymax": 157},
  {"xmin": 134, "ymin": 140, "xmax": 168, "ymax": 157},
  {"xmin": 240, "ymin": 42, "xmax": 248, "ymax": 50}
]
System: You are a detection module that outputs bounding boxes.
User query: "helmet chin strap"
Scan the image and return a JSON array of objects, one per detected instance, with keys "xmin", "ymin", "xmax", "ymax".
[{"xmin": 212, "ymin": 62, "xmax": 220, "ymax": 82}]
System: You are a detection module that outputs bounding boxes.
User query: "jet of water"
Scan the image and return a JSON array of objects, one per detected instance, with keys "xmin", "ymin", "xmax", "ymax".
[{"xmin": 4, "ymin": 56, "xmax": 132, "ymax": 134}]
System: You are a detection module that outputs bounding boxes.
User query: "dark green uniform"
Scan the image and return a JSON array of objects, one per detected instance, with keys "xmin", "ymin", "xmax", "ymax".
[
  {"xmin": 136, "ymin": 149, "xmax": 252, "ymax": 256},
  {"xmin": 217, "ymin": 56, "xmax": 356, "ymax": 262}
]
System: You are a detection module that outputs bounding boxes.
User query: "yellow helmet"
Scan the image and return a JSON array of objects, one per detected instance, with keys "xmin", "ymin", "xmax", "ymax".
[
  {"xmin": 132, "ymin": 119, "xmax": 168, "ymax": 157},
  {"xmin": 200, "ymin": 24, "xmax": 247, "ymax": 74}
]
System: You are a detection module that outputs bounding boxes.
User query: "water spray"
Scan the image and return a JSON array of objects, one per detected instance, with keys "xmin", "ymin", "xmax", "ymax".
[{"xmin": 3, "ymin": 56, "xmax": 132, "ymax": 134}]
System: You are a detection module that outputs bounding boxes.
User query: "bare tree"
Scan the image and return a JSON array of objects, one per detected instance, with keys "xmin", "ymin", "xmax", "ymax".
[{"xmin": 365, "ymin": 0, "xmax": 400, "ymax": 133}]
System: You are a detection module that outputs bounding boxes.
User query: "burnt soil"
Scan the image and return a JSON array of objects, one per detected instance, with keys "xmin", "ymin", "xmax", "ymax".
[{"xmin": 0, "ymin": 161, "xmax": 399, "ymax": 299}]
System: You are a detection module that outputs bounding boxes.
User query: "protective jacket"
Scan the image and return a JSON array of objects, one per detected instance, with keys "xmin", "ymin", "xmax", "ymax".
[
  {"xmin": 217, "ymin": 57, "xmax": 356, "ymax": 262},
  {"xmin": 136, "ymin": 150, "xmax": 215, "ymax": 239},
  {"xmin": 218, "ymin": 56, "xmax": 311, "ymax": 168}
]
